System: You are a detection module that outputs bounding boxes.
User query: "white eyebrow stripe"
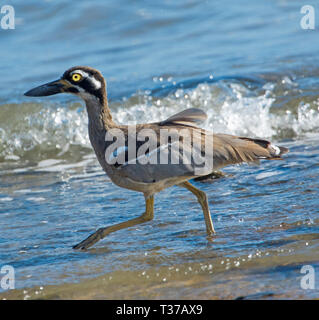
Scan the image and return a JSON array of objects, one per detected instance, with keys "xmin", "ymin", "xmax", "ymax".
[
  {"xmin": 89, "ymin": 76, "xmax": 102, "ymax": 90},
  {"xmin": 71, "ymin": 70, "xmax": 102, "ymax": 90},
  {"xmin": 71, "ymin": 70, "xmax": 89, "ymax": 78}
]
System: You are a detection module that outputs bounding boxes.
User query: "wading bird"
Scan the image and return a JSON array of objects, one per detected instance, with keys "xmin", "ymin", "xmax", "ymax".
[{"xmin": 25, "ymin": 66, "xmax": 288, "ymax": 250}]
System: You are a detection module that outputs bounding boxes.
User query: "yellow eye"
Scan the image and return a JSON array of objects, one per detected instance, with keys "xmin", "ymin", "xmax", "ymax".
[{"xmin": 72, "ymin": 73, "xmax": 82, "ymax": 82}]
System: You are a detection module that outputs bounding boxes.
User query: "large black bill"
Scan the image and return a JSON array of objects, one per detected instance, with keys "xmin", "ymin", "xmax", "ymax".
[{"xmin": 24, "ymin": 79, "xmax": 65, "ymax": 97}]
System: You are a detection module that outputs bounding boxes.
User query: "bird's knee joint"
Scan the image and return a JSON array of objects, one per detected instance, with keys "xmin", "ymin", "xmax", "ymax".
[
  {"xmin": 198, "ymin": 191, "xmax": 207, "ymax": 202},
  {"xmin": 142, "ymin": 213, "xmax": 153, "ymax": 222}
]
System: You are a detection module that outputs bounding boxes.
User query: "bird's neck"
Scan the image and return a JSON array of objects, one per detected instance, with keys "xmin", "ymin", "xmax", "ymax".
[
  {"xmin": 84, "ymin": 94, "xmax": 115, "ymax": 133},
  {"xmin": 84, "ymin": 95, "xmax": 116, "ymax": 170}
]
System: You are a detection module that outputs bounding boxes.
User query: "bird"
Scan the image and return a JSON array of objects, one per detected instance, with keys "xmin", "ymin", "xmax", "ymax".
[{"xmin": 24, "ymin": 66, "xmax": 289, "ymax": 250}]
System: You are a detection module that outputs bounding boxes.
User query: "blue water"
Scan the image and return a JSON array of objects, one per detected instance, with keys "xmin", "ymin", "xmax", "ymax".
[{"xmin": 1, "ymin": 0, "xmax": 319, "ymax": 299}]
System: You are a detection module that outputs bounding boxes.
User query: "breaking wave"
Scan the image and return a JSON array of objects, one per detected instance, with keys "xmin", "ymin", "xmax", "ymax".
[{"xmin": 1, "ymin": 74, "xmax": 318, "ymax": 162}]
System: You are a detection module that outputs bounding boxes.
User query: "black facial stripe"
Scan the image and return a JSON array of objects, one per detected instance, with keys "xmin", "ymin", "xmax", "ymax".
[
  {"xmin": 62, "ymin": 69, "xmax": 105, "ymax": 103},
  {"xmin": 78, "ymin": 78, "xmax": 104, "ymax": 103},
  {"xmin": 81, "ymin": 78, "xmax": 99, "ymax": 92},
  {"xmin": 66, "ymin": 87, "xmax": 80, "ymax": 94}
]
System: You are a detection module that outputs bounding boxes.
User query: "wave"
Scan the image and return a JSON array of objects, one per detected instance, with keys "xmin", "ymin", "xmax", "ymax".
[{"xmin": 0, "ymin": 75, "xmax": 318, "ymax": 162}]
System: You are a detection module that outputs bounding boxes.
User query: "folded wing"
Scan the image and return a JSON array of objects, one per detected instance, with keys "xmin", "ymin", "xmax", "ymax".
[{"xmin": 109, "ymin": 109, "xmax": 288, "ymax": 183}]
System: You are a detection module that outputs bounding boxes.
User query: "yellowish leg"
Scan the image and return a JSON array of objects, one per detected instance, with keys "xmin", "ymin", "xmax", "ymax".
[
  {"xmin": 73, "ymin": 195, "xmax": 154, "ymax": 250},
  {"xmin": 180, "ymin": 181, "xmax": 216, "ymax": 235}
]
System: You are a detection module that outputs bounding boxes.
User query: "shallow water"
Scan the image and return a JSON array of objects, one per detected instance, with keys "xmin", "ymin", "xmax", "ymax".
[{"xmin": 1, "ymin": 0, "xmax": 319, "ymax": 299}]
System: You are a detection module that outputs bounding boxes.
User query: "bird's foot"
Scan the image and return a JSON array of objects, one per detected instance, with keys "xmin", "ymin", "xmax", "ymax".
[
  {"xmin": 206, "ymin": 230, "xmax": 216, "ymax": 242},
  {"xmin": 73, "ymin": 228, "xmax": 105, "ymax": 250}
]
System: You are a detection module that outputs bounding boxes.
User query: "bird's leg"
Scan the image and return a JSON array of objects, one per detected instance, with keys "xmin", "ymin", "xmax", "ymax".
[
  {"xmin": 73, "ymin": 195, "xmax": 154, "ymax": 250},
  {"xmin": 179, "ymin": 181, "xmax": 216, "ymax": 236}
]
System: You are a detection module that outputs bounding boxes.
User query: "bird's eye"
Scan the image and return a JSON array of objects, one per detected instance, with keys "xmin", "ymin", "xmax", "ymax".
[{"xmin": 71, "ymin": 73, "xmax": 82, "ymax": 82}]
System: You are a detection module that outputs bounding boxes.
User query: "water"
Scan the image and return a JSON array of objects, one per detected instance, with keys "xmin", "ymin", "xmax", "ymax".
[{"xmin": 1, "ymin": 0, "xmax": 319, "ymax": 299}]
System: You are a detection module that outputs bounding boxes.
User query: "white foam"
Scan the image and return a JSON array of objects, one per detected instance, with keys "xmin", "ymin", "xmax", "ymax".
[
  {"xmin": 255, "ymin": 171, "xmax": 281, "ymax": 180},
  {"xmin": 2, "ymin": 77, "xmax": 318, "ymax": 162},
  {"xmin": 26, "ymin": 197, "xmax": 46, "ymax": 202},
  {"xmin": 0, "ymin": 197, "xmax": 13, "ymax": 202},
  {"xmin": 37, "ymin": 159, "xmax": 62, "ymax": 168},
  {"xmin": 14, "ymin": 189, "xmax": 32, "ymax": 194}
]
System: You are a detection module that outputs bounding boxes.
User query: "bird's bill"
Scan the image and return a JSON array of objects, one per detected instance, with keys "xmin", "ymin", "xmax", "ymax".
[{"xmin": 24, "ymin": 79, "xmax": 71, "ymax": 97}]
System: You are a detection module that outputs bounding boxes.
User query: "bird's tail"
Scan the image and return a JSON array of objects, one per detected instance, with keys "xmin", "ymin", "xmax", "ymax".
[
  {"xmin": 239, "ymin": 137, "xmax": 289, "ymax": 160},
  {"xmin": 212, "ymin": 134, "xmax": 289, "ymax": 169}
]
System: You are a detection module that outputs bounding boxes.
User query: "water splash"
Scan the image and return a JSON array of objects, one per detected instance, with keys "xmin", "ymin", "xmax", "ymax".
[{"xmin": 1, "ymin": 76, "xmax": 318, "ymax": 161}]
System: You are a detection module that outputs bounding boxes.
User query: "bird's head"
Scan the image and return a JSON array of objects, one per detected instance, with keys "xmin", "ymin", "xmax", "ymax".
[{"xmin": 24, "ymin": 66, "xmax": 106, "ymax": 104}]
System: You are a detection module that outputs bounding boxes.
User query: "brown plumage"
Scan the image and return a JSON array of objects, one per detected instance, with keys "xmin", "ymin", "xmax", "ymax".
[{"xmin": 24, "ymin": 66, "xmax": 289, "ymax": 250}]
